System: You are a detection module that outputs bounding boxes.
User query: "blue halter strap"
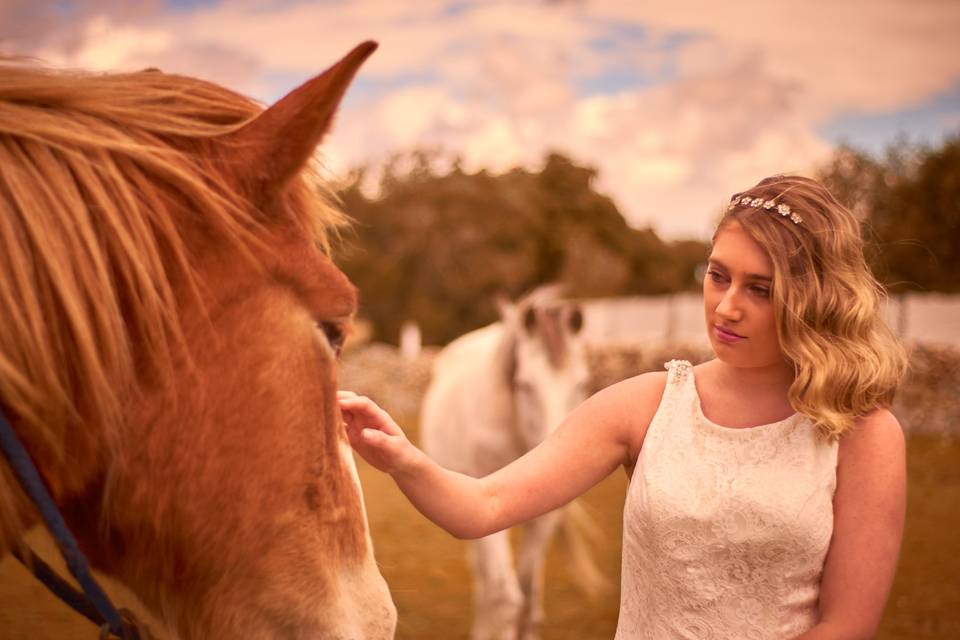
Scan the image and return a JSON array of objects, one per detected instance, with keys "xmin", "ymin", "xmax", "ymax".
[{"xmin": 0, "ymin": 409, "xmax": 139, "ymax": 639}]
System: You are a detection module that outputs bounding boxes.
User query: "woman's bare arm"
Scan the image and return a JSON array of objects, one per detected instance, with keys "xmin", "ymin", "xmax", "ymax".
[
  {"xmin": 340, "ymin": 372, "xmax": 666, "ymax": 539},
  {"xmin": 792, "ymin": 409, "xmax": 907, "ymax": 639}
]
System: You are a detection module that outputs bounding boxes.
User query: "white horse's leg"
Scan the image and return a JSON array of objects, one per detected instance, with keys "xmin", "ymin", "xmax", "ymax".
[
  {"xmin": 516, "ymin": 510, "xmax": 562, "ymax": 640},
  {"xmin": 470, "ymin": 530, "xmax": 523, "ymax": 640}
]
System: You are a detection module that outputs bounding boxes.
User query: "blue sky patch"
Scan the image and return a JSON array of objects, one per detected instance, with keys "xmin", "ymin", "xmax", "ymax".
[
  {"xmin": 818, "ymin": 80, "xmax": 960, "ymax": 154},
  {"xmin": 166, "ymin": 0, "xmax": 220, "ymax": 10},
  {"xmin": 575, "ymin": 66, "xmax": 671, "ymax": 96},
  {"xmin": 578, "ymin": 25, "xmax": 696, "ymax": 96}
]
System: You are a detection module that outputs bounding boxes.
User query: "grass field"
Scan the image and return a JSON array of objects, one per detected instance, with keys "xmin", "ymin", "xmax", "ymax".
[{"xmin": 363, "ymin": 431, "xmax": 960, "ymax": 640}]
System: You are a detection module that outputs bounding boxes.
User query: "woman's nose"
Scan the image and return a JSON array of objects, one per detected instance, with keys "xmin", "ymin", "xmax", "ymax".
[{"xmin": 715, "ymin": 288, "xmax": 743, "ymax": 322}]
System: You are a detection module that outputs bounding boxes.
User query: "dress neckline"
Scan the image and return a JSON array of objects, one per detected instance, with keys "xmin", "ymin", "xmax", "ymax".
[{"xmin": 686, "ymin": 362, "xmax": 800, "ymax": 433}]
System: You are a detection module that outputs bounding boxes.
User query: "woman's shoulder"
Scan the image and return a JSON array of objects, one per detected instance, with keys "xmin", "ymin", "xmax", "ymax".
[
  {"xmin": 598, "ymin": 369, "xmax": 670, "ymax": 411},
  {"xmin": 846, "ymin": 408, "xmax": 903, "ymax": 443},
  {"xmin": 588, "ymin": 368, "xmax": 671, "ymax": 463},
  {"xmin": 838, "ymin": 407, "xmax": 905, "ymax": 469}
]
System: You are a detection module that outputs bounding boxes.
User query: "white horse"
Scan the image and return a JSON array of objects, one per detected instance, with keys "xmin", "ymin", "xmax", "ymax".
[{"xmin": 420, "ymin": 287, "xmax": 605, "ymax": 640}]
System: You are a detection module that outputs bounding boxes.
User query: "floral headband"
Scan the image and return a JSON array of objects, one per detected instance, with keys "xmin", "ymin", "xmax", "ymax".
[{"xmin": 727, "ymin": 195, "xmax": 803, "ymax": 225}]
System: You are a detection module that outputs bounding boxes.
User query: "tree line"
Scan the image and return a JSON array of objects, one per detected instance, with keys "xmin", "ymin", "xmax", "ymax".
[
  {"xmin": 336, "ymin": 136, "xmax": 959, "ymax": 345},
  {"xmin": 816, "ymin": 136, "xmax": 959, "ymax": 295}
]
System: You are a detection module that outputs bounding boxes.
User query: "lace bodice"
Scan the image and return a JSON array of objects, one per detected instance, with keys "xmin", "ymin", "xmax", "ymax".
[{"xmin": 614, "ymin": 360, "xmax": 839, "ymax": 640}]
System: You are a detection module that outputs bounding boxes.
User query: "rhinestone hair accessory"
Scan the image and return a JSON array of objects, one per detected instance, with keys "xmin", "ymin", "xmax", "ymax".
[{"xmin": 727, "ymin": 195, "xmax": 803, "ymax": 224}]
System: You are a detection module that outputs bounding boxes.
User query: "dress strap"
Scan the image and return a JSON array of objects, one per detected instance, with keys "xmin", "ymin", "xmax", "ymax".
[
  {"xmin": 663, "ymin": 359, "xmax": 693, "ymax": 386},
  {"xmin": 662, "ymin": 360, "xmax": 696, "ymax": 421},
  {"xmin": 642, "ymin": 360, "xmax": 696, "ymax": 450}
]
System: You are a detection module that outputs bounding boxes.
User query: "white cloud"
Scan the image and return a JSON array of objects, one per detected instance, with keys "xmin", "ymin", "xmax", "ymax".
[
  {"xmin": 557, "ymin": 60, "xmax": 833, "ymax": 238},
  {"xmin": 70, "ymin": 16, "xmax": 170, "ymax": 69},
  {"xmin": 168, "ymin": 0, "xmax": 467, "ymax": 78},
  {"xmin": 591, "ymin": 0, "xmax": 960, "ymax": 116}
]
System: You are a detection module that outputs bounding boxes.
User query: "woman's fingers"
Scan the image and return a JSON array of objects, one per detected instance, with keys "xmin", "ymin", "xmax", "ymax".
[
  {"xmin": 338, "ymin": 397, "xmax": 415, "ymax": 474},
  {"xmin": 361, "ymin": 428, "xmax": 386, "ymax": 444},
  {"xmin": 338, "ymin": 395, "xmax": 404, "ymax": 437}
]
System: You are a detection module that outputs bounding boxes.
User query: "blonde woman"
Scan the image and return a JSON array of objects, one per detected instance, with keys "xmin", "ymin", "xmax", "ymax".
[{"xmin": 340, "ymin": 175, "xmax": 907, "ymax": 639}]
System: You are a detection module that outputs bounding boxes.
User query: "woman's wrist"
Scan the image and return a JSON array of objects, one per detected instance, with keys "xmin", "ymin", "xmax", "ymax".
[{"xmin": 391, "ymin": 441, "xmax": 428, "ymax": 479}]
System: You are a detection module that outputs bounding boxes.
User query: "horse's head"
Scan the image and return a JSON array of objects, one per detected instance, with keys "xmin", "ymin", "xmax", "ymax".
[
  {"xmin": 501, "ymin": 287, "xmax": 590, "ymax": 448},
  {"xmin": 0, "ymin": 43, "xmax": 395, "ymax": 638}
]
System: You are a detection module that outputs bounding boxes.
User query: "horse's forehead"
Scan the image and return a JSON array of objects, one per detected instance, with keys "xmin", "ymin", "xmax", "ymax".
[
  {"xmin": 198, "ymin": 231, "xmax": 357, "ymax": 320},
  {"xmin": 516, "ymin": 327, "xmax": 585, "ymax": 381},
  {"xmin": 518, "ymin": 307, "xmax": 572, "ymax": 369},
  {"xmin": 265, "ymin": 235, "xmax": 357, "ymax": 318}
]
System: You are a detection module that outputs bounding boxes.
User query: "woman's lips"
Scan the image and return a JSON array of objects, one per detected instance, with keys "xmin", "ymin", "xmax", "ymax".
[{"xmin": 714, "ymin": 325, "xmax": 745, "ymax": 343}]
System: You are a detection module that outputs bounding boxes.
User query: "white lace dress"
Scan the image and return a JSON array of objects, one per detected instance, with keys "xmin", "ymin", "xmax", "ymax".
[{"xmin": 614, "ymin": 360, "xmax": 839, "ymax": 640}]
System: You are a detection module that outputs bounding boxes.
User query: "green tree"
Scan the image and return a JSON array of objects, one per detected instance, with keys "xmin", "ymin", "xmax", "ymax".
[
  {"xmin": 337, "ymin": 151, "xmax": 707, "ymax": 344},
  {"xmin": 818, "ymin": 135, "xmax": 960, "ymax": 293}
]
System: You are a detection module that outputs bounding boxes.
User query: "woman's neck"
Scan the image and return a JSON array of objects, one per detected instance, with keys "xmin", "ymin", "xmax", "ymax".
[{"xmin": 709, "ymin": 358, "xmax": 795, "ymax": 397}]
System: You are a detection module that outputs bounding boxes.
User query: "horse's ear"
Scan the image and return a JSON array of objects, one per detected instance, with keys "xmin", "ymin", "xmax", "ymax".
[
  {"xmin": 567, "ymin": 305, "xmax": 584, "ymax": 334},
  {"xmin": 225, "ymin": 41, "xmax": 378, "ymax": 202},
  {"xmin": 522, "ymin": 306, "xmax": 538, "ymax": 334}
]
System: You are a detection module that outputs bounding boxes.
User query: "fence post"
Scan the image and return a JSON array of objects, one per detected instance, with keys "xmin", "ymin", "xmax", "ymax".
[
  {"xmin": 898, "ymin": 293, "xmax": 908, "ymax": 338},
  {"xmin": 665, "ymin": 294, "xmax": 676, "ymax": 344}
]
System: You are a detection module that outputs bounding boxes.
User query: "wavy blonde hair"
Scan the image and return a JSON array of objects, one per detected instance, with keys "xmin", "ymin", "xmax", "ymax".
[
  {"xmin": 720, "ymin": 175, "xmax": 907, "ymax": 439},
  {"xmin": 0, "ymin": 60, "xmax": 347, "ymax": 481}
]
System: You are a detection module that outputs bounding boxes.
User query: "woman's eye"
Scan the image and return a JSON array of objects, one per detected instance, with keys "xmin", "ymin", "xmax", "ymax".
[
  {"xmin": 317, "ymin": 321, "xmax": 346, "ymax": 357},
  {"xmin": 750, "ymin": 286, "xmax": 770, "ymax": 298},
  {"xmin": 707, "ymin": 270, "xmax": 726, "ymax": 282}
]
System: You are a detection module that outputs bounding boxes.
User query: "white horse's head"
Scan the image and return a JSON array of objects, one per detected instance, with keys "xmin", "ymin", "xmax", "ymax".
[{"xmin": 500, "ymin": 286, "xmax": 590, "ymax": 449}]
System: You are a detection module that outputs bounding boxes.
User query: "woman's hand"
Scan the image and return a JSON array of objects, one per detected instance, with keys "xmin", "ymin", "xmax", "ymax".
[
  {"xmin": 339, "ymin": 374, "xmax": 651, "ymax": 539},
  {"xmin": 338, "ymin": 391, "xmax": 420, "ymax": 476}
]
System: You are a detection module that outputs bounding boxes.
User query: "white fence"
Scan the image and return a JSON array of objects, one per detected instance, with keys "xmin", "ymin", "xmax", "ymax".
[{"xmin": 580, "ymin": 293, "xmax": 960, "ymax": 348}]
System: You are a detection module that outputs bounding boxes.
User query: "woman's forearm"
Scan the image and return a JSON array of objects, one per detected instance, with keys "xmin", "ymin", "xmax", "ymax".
[
  {"xmin": 391, "ymin": 447, "xmax": 499, "ymax": 539},
  {"xmin": 341, "ymin": 385, "xmax": 635, "ymax": 540},
  {"xmin": 339, "ymin": 392, "xmax": 505, "ymax": 538}
]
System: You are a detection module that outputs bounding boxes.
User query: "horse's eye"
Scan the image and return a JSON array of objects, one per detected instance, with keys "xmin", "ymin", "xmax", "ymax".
[{"xmin": 318, "ymin": 321, "xmax": 346, "ymax": 357}]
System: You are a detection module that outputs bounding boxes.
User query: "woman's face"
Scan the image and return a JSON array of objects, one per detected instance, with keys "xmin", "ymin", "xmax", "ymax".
[{"xmin": 704, "ymin": 221, "xmax": 784, "ymax": 369}]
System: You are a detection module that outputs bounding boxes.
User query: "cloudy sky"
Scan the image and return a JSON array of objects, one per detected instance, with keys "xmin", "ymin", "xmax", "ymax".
[{"xmin": 3, "ymin": 0, "xmax": 959, "ymax": 239}]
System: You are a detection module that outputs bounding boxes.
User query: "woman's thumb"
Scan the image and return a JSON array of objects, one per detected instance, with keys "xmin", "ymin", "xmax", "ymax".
[{"xmin": 362, "ymin": 428, "xmax": 392, "ymax": 447}]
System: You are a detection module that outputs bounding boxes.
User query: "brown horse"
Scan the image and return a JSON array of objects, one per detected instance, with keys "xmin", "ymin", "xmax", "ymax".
[{"xmin": 0, "ymin": 43, "xmax": 396, "ymax": 638}]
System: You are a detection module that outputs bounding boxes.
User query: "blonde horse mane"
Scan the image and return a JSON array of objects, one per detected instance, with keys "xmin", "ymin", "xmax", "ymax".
[{"xmin": 0, "ymin": 60, "xmax": 348, "ymax": 477}]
